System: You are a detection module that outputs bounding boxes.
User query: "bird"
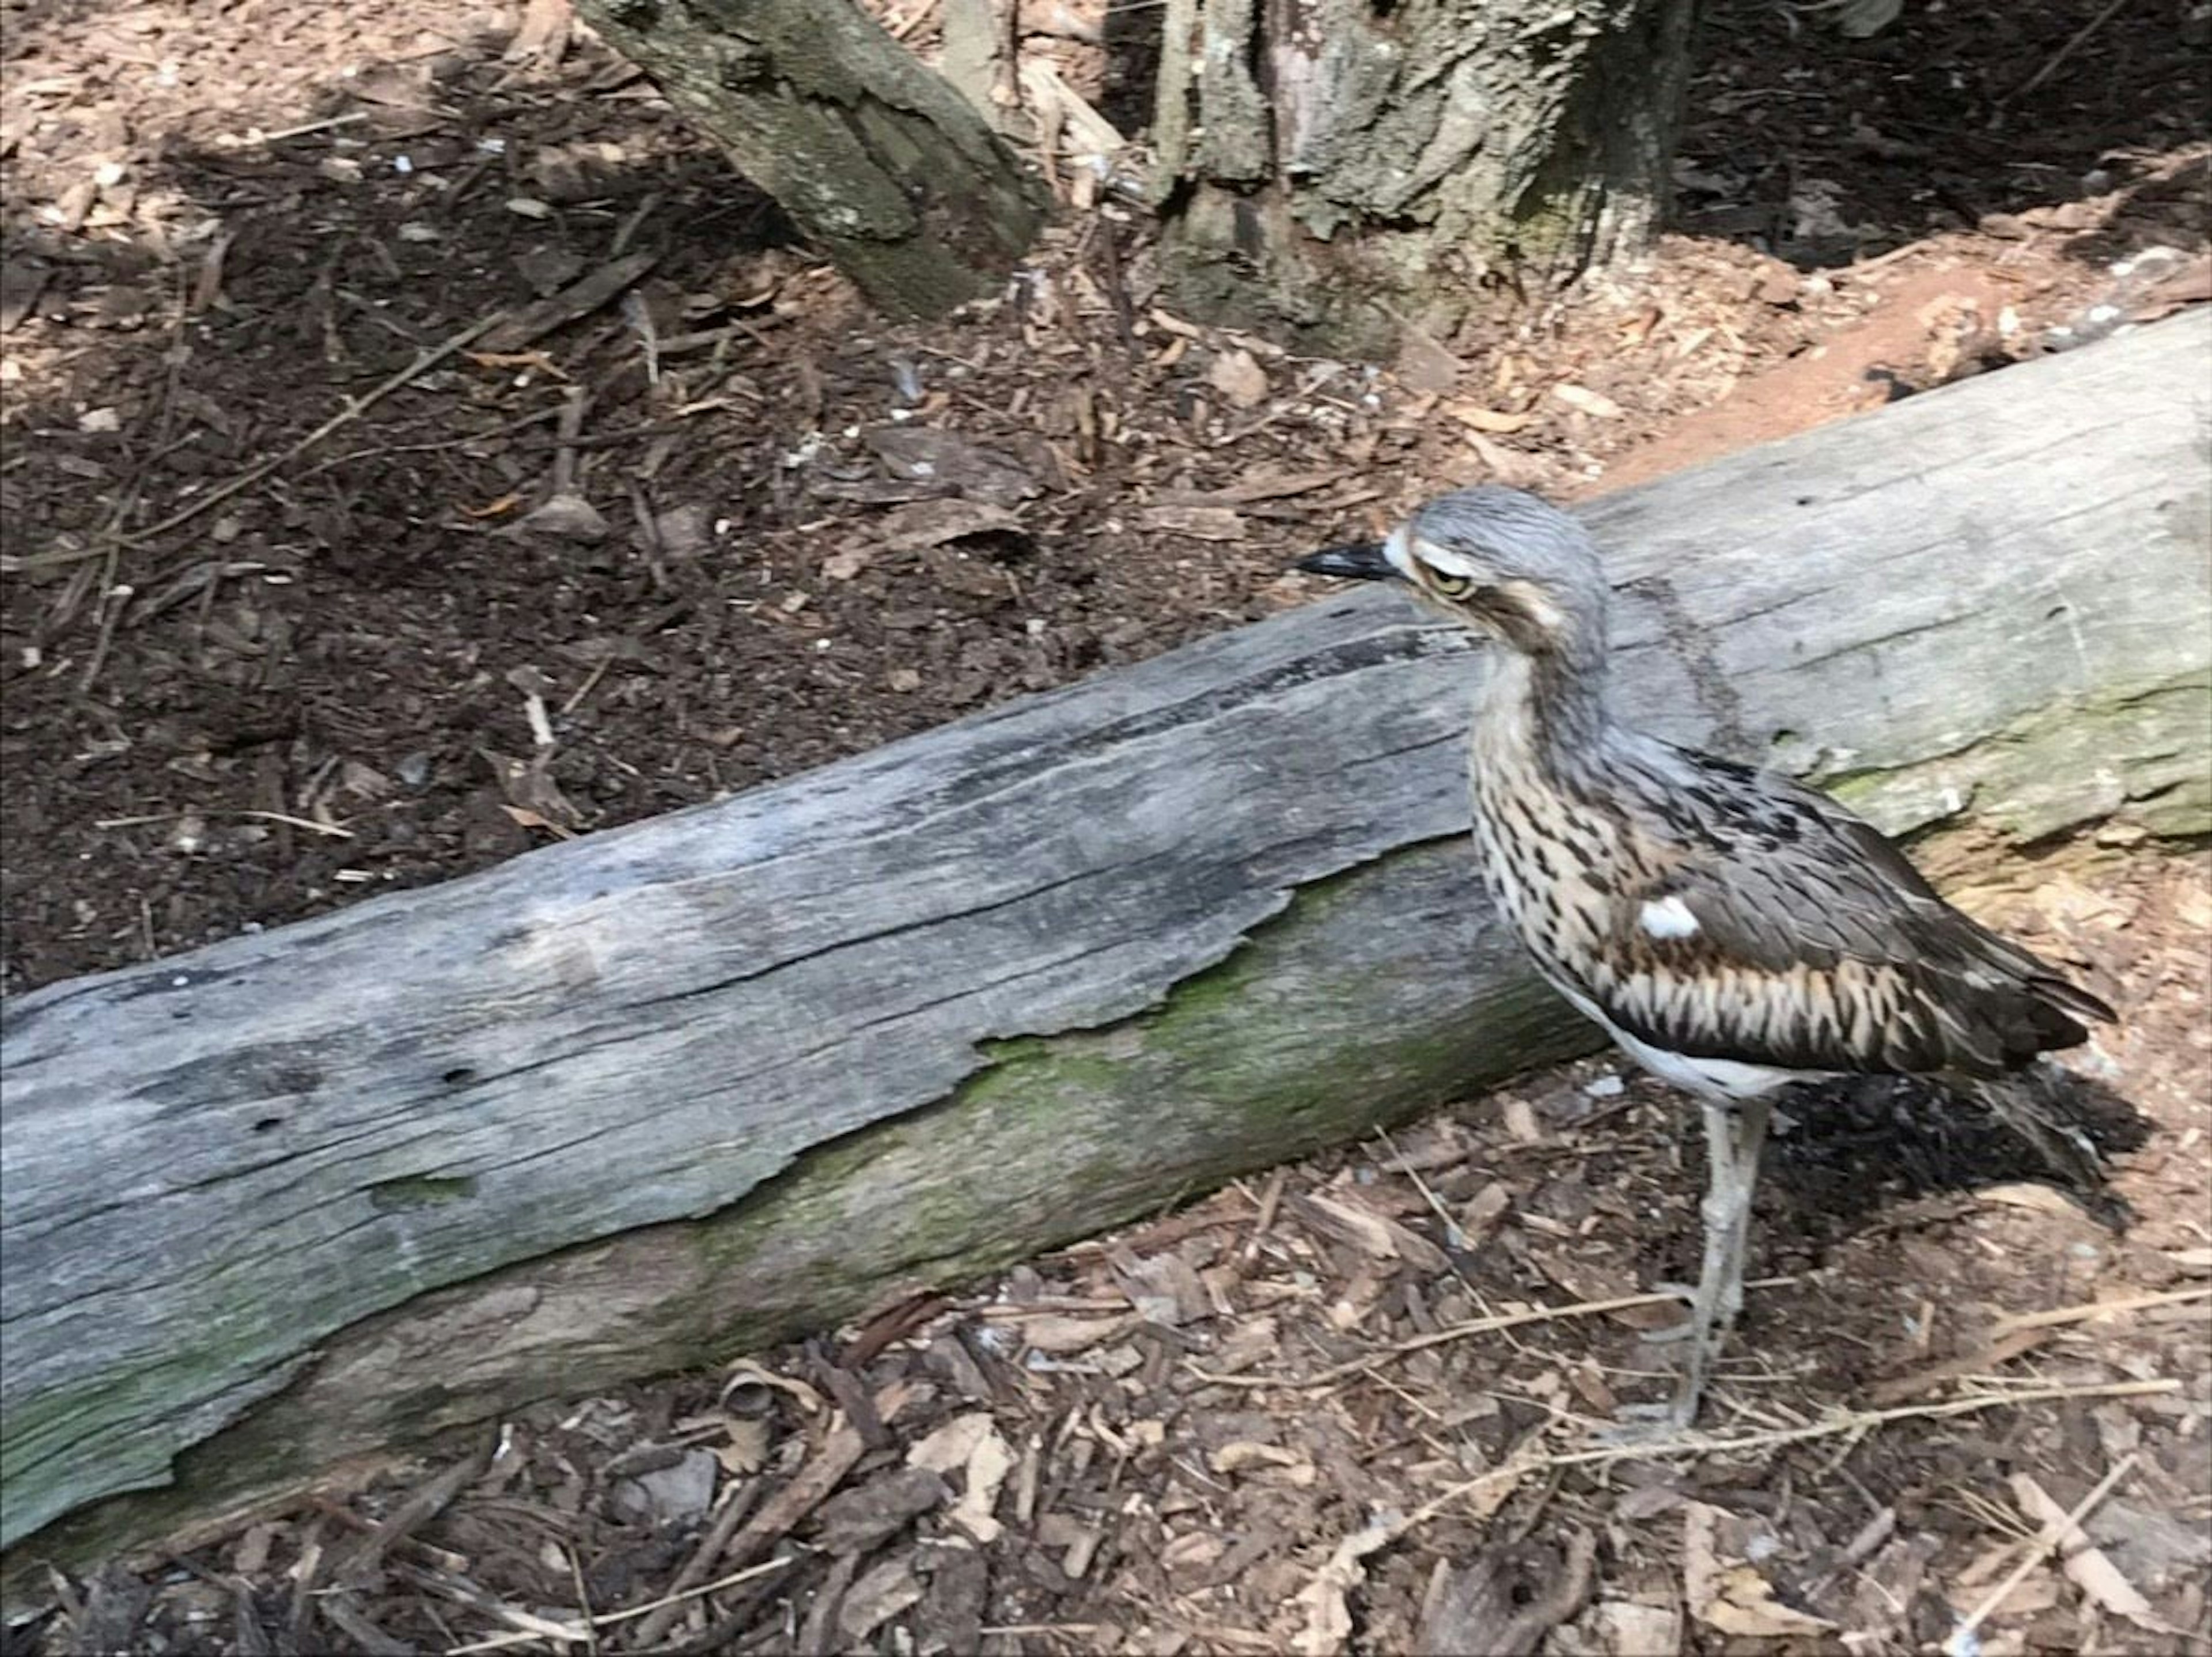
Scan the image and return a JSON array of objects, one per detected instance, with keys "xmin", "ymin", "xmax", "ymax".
[{"xmin": 1296, "ymin": 485, "xmax": 2118, "ymax": 1430}]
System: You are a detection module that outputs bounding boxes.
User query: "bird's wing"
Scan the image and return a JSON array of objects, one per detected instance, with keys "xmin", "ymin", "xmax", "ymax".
[{"xmin": 1587, "ymin": 753, "xmax": 2112, "ymax": 1077}]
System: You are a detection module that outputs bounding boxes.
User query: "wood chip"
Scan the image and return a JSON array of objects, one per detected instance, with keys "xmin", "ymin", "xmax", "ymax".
[
  {"xmin": 1445, "ymin": 401, "xmax": 1534, "ymax": 434},
  {"xmin": 1138, "ymin": 503, "xmax": 1245, "ymax": 540},
  {"xmin": 480, "ymin": 252, "xmax": 657, "ymax": 351},
  {"xmin": 2013, "ymin": 1471, "xmax": 2162, "ymax": 1629},
  {"xmin": 1207, "ymin": 347, "xmax": 1270, "ymax": 408},
  {"xmin": 1552, "ymin": 382, "xmax": 1625, "ymax": 418},
  {"xmin": 1683, "ymin": 1502, "xmax": 1836, "ymax": 1637}
]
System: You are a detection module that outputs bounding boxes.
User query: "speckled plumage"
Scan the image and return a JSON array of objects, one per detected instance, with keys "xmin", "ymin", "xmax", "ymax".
[{"xmin": 1299, "ymin": 486, "xmax": 2117, "ymax": 1428}]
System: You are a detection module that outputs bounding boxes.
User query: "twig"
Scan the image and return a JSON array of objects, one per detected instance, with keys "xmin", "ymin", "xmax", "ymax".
[
  {"xmin": 441, "ymin": 1557, "xmax": 792, "ymax": 1652},
  {"xmin": 292, "ymin": 407, "xmax": 561, "ymax": 481},
  {"xmin": 547, "ymin": 387, "xmax": 588, "ymax": 497},
  {"xmin": 1187, "ymin": 1289, "xmax": 1713, "ymax": 1389},
  {"xmin": 1990, "ymin": 1286, "xmax": 2211, "ymax": 1336},
  {"xmin": 1942, "ymin": 1453, "xmax": 2139, "ymax": 1657},
  {"xmin": 112, "ymin": 311, "xmax": 507, "ymax": 549},
  {"xmin": 77, "ymin": 577, "xmax": 132, "ymax": 694},
  {"xmin": 1397, "ymin": 1380, "xmax": 2172, "ymax": 1545},
  {"xmin": 1240, "ymin": 1167, "xmax": 1288, "ymax": 1267},
  {"xmin": 560, "ymin": 654, "xmax": 616, "ymax": 716},
  {"xmin": 246, "ymin": 112, "xmax": 372, "ymax": 145},
  {"xmin": 94, "ymin": 808, "xmax": 354, "ymax": 839},
  {"xmin": 1998, "ymin": 0, "xmax": 2130, "ymax": 108},
  {"xmin": 333, "ymin": 1441, "xmax": 491, "ymax": 1588},
  {"xmin": 626, "ymin": 1478, "xmax": 766, "ymax": 1649}
]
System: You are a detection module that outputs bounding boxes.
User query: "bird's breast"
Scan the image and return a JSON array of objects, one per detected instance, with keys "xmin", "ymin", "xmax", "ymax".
[{"xmin": 1467, "ymin": 757, "xmax": 1624, "ymax": 977}]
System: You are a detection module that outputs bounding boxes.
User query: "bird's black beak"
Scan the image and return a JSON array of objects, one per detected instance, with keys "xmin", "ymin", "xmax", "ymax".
[{"xmin": 1296, "ymin": 541, "xmax": 1397, "ymax": 582}]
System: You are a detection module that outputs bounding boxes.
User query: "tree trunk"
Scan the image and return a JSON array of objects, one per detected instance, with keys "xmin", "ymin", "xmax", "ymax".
[
  {"xmin": 3, "ymin": 314, "xmax": 2207, "ymax": 1597},
  {"xmin": 1150, "ymin": 0, "xmax": 1697, "ymax": 350},
  {"xmin": 573, "ymin": 0, "xmax": 1048, "ymax": 317}
]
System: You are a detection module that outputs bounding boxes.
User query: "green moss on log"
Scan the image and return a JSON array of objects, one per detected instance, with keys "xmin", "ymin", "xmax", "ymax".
[
  {"xmin": 2, "ymin": 844, "xmax": 1587, "ymax": 1599},
  {"xmin": 1819, "ymin": 669, "xmax": 2212, "ymax": 843}
]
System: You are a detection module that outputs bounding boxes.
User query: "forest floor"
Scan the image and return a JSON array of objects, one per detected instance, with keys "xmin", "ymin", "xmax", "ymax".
[{"xmin": 2, "ymin": 0, "xmax": 2209, "ymax": 1651}]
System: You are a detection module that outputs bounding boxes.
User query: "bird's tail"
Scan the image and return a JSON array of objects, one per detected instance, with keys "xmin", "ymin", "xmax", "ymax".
[{"xmin": 1962, "ymin": 1060, "xmax": 2131, "ymax": 1230}]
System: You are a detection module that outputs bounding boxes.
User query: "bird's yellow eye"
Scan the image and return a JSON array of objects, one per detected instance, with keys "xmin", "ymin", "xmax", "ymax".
[{"xmin": 1429, "ymin": 572, "xmax": 1474, "ymax": 598}]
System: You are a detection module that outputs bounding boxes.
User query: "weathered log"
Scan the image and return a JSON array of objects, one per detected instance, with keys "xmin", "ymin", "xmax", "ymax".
[{"xmin": 3, "ymin": 313, "xmax": 2207, "ymax": 1583}]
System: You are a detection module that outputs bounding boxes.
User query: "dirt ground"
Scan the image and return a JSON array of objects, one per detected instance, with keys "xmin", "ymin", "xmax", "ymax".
[{"xmin": 2, "ymin": 0, "xmax": 2209, "ymax": 1651}]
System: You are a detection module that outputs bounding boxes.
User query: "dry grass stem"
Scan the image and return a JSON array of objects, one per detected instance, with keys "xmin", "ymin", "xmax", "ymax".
[
  {"xmin": 1989, "ymin": 1286, "xmax": 2211, "ymax": 1336},
  {"xmin": 1941, "ymin": 1452, "xmax": 2141, "ymax": 1656}
]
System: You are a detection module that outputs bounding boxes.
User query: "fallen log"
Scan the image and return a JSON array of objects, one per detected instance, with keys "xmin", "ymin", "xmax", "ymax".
[{"xmin": 4, "ymin": 312, "xmax": 2207, "ymax": 1583}]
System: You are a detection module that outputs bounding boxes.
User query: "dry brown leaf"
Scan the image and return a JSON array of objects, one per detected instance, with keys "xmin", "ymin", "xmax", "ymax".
[
  {"xmin": 1459, "ymin": 428, "xmax": 1543, "ymax": 486},
  {"xmin": 1109, "ymin": 1248, "xmax": 1211, "ymax": 1326},
  {"xmin": 838, "ymin": 1559, "xmax": 923, "ymax": 1642},
  {"xmin": 922, "ymin": 1413, "xmax": 1014, "ymax": 1543},
  {"xmin": 714, "ymin": 1416, "xmax": 771, "ymax": 1475},
  {"xmin": 1458, "ymin": 1181, "xmax": 1512, "ymax": 1244},
  {"xmin": 1208, "ymin": 347, "xmax": 1270, "ymax": 408},
  {"xmin": 1139, "ymin": 503, "xmax": 1246, "ymax": 541},
  {"xmin": 1976, "ymin": 1182, "xmax": 2085, "ymax": 1216},
  {"xmin": 1552, "ymin": 382, "xmax": 1625, "ymax": 419},
  {"xmin": 1591, "ymin": 1601, "xmax": 1678, "ymax": 1655},
  {"xmin": 1013, "ymin": 1312, "xmax": 1132, "ymax": 1353},
  {"xmin": 1210, "ymin": 1441, "xmax": 1305, "ymax": 1475},
  {"xmin": 876, "ymin": 496, "xmax": 1026, "ymax": 551},
  {"xmin": 907, "ymin": 1411, "xmax": 993, "ymax": 1475},
  {"xmin": 719, "ymin": 1359, "xmax": 824, "ymax": 1416},
  {"xmin": 821, "ymin": 548, "xmax": 870, "ymax": 581},
  {"xmin": 1395, "ymin": 328, "xmax": 1463, "ymax": 394},
  {"xmin": 1683, "ymin": 1502, "xmax": 1836, "ymax": 1637},
  {"xmin": 1296, "ymin": 1518, "xmax": 1397, "ymax": 1656},
  {"xmin": 513, "ymin": 492, "xmax": 610, "ymax": 541},
  {"xmin": 1294, "ymin": 1192, "xmax": 1446, "ymax": 1269},
  {"xmin": 498, "ymin": 805, "xmax": 573, "ymax": 839},
  {"xmin": 1445, "ymin": 401, "xmax": 1534, "ymax": 434}
]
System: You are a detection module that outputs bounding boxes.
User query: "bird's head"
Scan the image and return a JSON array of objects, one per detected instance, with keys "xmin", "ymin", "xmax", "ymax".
[{"xmin": 1297, "ymin": 486, "xmax": 1609, "ymax": 657}]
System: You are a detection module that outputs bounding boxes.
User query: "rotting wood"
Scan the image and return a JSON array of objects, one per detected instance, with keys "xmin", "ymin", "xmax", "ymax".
[{"xmin": 2, "ymin": 313, "xmax": 2208, "ymax": 1591}]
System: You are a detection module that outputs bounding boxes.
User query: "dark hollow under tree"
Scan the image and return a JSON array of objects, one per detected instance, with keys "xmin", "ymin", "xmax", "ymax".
[
  {"xmin": 1148, "ymin": 0, "xmax": 1699, "ymax": 351},
  {"xmin": 574, "ymin": 0, "xmax": 1050, "ymax": 317}
]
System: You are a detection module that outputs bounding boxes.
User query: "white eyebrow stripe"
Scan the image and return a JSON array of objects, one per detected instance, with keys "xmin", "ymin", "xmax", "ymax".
[
  {"xmin": 1639, "ymin": 894, "xmax": 1701, "ymax": 939},
  {"xmin": 1409, "ymin": 536, "xmax": 1486, "ymax": 579},
  {"xmin": 1383, "ymin": 526, "xmax": 1418, "ymax": 581}
]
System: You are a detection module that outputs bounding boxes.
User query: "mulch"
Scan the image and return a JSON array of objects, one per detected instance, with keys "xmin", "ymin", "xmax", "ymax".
[{"xmin": 3, "ymin": 0, "xmax": 2209, "ymax": 1651}]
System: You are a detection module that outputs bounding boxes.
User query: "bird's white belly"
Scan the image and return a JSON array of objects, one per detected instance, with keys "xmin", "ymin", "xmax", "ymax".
[{"xmin": 1539, "ymin": 968, "xmax": 1815, "ymax": 1101}]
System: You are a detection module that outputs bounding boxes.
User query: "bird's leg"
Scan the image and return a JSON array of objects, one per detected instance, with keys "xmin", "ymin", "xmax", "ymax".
[
  {"xmin": 1670, "ymin": 1096, "xmax": 1772, "ymax": 1424},
  {"xmin": 1705, "ymin": 1097, "xmax": 1771, "ymax": 1330},
  {"xmin": 1608, "ymin": 1095, "xmax": 1772, "ymax": 1437}
]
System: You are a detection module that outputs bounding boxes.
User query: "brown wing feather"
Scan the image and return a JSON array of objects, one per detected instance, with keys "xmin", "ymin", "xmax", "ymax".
[{"xmin": 1592, "ymin": 752, "xmax": 2112, "ymax": 1078}]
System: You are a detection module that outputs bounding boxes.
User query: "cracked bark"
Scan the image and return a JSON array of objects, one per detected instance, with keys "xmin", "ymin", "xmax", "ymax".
[
  {"xmin": 2, "ymin": 315, "xmax": 2207, "ymax": 1598},
  {"xmin": 573, "ymin": 0, "xmax": 1047, "ymax": 317},
  {"xmin": 1150, "ymin": 0, "xmax": 1697, "ymax": 350}
]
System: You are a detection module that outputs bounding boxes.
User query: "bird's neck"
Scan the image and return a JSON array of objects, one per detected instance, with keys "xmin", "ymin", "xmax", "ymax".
[{"xmin": 1468, "ymin": 638, "xmax": 1614, "ymax": 786}]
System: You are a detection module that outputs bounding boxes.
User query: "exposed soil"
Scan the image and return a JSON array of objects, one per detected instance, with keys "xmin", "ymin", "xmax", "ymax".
[{"xmin": 2, "ymin": 0, "xmax": 2208, "ymax": 1651}]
